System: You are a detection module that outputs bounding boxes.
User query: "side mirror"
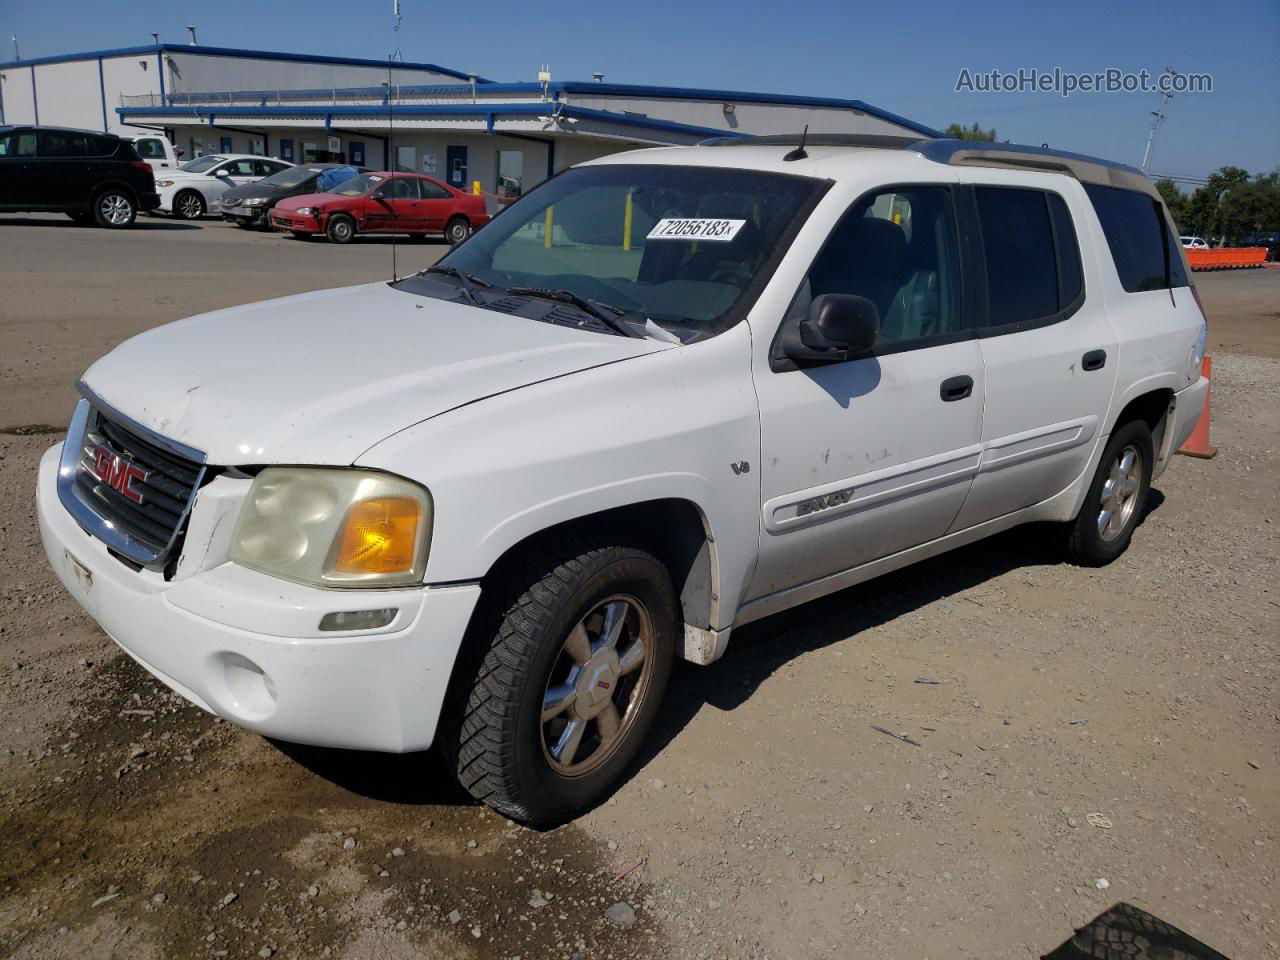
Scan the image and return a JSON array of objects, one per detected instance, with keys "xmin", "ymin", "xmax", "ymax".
[
  {"xmin": 174, "ymin": 147, "xmax": 186, "ymax": 158},
  {"xmin": 214, "ymin": 167, "xmax": 230, "ymax": 176},
  {"xmin": 782, "ymin": 294, "xmax": 880, "ymax": 365}
]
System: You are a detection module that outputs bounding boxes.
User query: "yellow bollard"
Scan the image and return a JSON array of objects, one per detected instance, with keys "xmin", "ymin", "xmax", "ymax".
[
  {"xmin": 472, "ymin": 180, "xmax": 482, "ymax": 196},
  {"xmin": 544, "ymin": 205, "xmax": 554, "ymax": 248},
  {"xmin": 623, "ymin": 192, "xmax": 633, "ymax": 252}
]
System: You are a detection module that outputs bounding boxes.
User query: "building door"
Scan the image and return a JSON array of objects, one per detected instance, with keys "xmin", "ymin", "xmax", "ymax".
[
  {"xmin": 446, "ymin": 145, "xmax": 468, "ymax": 190},
  {"xmin": 349, "ymin": 141, "xmax": 365, "ymax": 166},
  {"xmin": 219, "ymin": 136, "xmax": 233, "ymax": 154},
  {"xmin": 279, "ymin": 139, "xmax": 294, "ymax": 163}
]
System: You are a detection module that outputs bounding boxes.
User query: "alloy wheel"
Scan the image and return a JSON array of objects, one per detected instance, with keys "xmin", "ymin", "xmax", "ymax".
[
  {"xmin": 99, "ymin": 194, "xmax": 132, "ymax": 225},
  {"xmin": 178, "ymin": 193, "xmax": 203, "ymax": 218},
  {"xmin": 1097, "ymin": 444, "xmax": 1143, "ymax": 541},
  {"xmin": 540, "ymin": 595, "xmax": 654, "ymax": 776}
]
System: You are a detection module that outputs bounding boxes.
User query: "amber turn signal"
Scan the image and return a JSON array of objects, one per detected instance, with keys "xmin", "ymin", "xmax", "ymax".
[{"xmin": 334, "ymin": 497, "xmax": 422, "ymax": 575}]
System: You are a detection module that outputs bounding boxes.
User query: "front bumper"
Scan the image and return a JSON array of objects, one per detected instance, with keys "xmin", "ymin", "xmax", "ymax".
[
  {"xmin": 37, "ymin": 444, "xmax": 479, "ymax": 752},
  {"xmin": 270, "ymin": 210, "xmax": 321, "ymax": 233},
  {"xmin": 222, "ymin": 205, "xmax": 267, "ymax": 225}
]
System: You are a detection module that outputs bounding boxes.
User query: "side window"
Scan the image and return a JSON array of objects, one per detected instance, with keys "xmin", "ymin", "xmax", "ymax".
[
  {"xmin": 419, "ymin": 180, "xmax": 451, "ymax": 200},
  {"xmin": 87, "ymin": 135, "xmax": 118, "ymax": 157},
  {"xmin": 798, "ymin": 186, "xmax": 963, "ymax": 350},
  {"xmin": 38, "ymin": 130, "xmax": 92, "ymax": 158},
  {"xmin": 1084, "ymin": 184, "xmax": 1189, "ymax": 292},
  {"xmin": 135, "ymin": 139, "xmax": 164, "ymax": 159},
  {"xmin": 253, "ymin": 159, "xmax": 275, "ymax": 177},
  {"xmin": 390, "ymin": 178, "xmax": 420, "ymax": 200},
  {"xmin": 0, "ymin": 132, "xmax": 13, "ymax": 157},
  {"xmin": 223, "ymin": 158, "xmax": 256, "ymax": 176},
  {"xmin": 974, "ymin": 187, "xmax": 1060, "ymax": 328},
  {"xmin": 1047, "ymin": 194, "xmax": 1084, "ymax": 308}
]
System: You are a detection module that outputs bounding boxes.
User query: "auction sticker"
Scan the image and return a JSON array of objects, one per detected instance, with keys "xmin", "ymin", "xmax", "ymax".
[{"xmin": 646, "ymin": 218, "xmax": 746, "ymax": 242}]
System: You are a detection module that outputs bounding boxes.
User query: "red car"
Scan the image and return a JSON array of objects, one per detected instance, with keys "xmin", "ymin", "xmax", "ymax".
[{"xmin": 270, "ymin": 171, "xmax": 488, "ymax": 244}]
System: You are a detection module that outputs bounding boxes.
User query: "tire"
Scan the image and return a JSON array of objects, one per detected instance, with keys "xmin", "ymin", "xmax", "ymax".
[
  {"xmin": 441, "ymin": 538, "xmax": 677, "ymax": 827},
  {"xmin": 93, "ymin": 190, "xmax": 136, "ymax": 228},
  {"xmin": 325, "ymin": 214, "xmax": 356, "ymax": 244},
  {"xmin": 1064, "ymin": 419, "xmax": 1154, "ymax": 566},
  {"xmin": 445, "ymin": 216, "xmax": 471, "ymax": 245},
  {"xmin": 172, "ymin": 190, "xmax": 205, "ymax": 220}
]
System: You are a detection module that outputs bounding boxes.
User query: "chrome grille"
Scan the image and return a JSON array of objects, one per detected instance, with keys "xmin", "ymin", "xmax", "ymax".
[{"xmin": 57, "ymin": 390, "xmax": 208, "ymax": 570}]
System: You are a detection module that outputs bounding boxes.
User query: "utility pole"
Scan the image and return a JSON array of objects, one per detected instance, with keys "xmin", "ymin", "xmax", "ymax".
[{"xmin": 1141, "ymin": 67, "xmax": 1179, "ymax": 174}]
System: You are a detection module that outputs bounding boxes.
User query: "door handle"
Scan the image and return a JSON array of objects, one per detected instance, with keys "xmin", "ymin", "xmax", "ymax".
[
  {"xmin": 939, "ymin": 375, "xmax": 974, "ymax": 402},
  {"xmin": 1082, "ymin": 349, "xmax": 1107, "ymax": 372}
]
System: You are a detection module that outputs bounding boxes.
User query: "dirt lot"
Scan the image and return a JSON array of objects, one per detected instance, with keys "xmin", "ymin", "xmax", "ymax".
[{"xmin": 1, "ymin": 216, "xmax": 1277, "ymax": 959}]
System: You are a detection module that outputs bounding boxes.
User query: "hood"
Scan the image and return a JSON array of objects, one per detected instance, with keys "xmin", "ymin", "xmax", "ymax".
[
  {"xmin": 81, "ymin": 283, "xmax": 670, "ymax": 465},
  {"xmin": 276, "ymin": 191, "xmax": 340, "ymax": 211},
  {"xmin": 221, "ymin": 181, "xmax": 287, "ymax": 201}
]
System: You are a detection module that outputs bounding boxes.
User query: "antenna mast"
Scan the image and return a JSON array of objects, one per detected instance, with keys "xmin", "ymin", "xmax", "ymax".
[{"xmin": 1141, "ymin": 67, "xmax": 1177, "ymax": 174}]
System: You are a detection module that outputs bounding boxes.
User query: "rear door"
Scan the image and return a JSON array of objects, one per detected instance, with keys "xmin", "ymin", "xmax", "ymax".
[{"xmin": 948, "ymin": 175, "xmax": 1118, "ymax": 531}]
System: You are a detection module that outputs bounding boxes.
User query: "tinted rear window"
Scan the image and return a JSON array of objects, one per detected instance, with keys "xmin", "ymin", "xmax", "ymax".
[
  {"xmin": 1048, "ymin": 193, "xmax": 1084, "ymax": 307},
  {"xmin": 1085, "ymin": 184, "xmax": 1188, "ymax": 291},
  {"xmin": 975, "ymin": 187, "xmax": 1059, "ymax": 327}
]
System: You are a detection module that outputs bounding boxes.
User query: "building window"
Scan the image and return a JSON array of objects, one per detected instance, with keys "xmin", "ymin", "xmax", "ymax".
[
  {"xmin": 395, "ymin": 145, "xmax": 416, "ymax": 172},
  {"xmin": 302, "ymin": 142, "xmax": 318, "ymax": 162},
  {"xmin": 496, "ymin": 150, "xmax": 524, "ymax": 198},
  {"xmin": 190, "ymin": 136, "xmax": 204, "ymax": 158},
  {"xmin": 249, "ymin": 137, "xmax": 264, "ymax": 156},
  {"xmin": 219, "ymin": 136, "xmax": 233, "ymax": 154}
]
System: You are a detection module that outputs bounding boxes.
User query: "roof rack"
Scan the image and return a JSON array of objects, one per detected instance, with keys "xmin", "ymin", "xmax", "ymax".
[{"xmin": 699, "ymin": 134, "xmax": 1157, "ymax": 197}]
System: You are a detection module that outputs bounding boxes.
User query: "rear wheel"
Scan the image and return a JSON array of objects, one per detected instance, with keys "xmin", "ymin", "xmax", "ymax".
[
  {"xmin": 441, "ymin": 539, "xmax": 676, "ymax": 827},
  {"xmin": 325, "ymin": 214, "xmax": 356, "ymax": 244},
  {"xmin": 173, "ymin": 190, "xmax": 205, "ymax": 220},
  {"xmin": 445, "ymin": 216, "xmax": 471, "ymax": 245},
  {"xmin": 1064, "ymin": 419, "xmax": 1154, "ymax": 566},
  {"xmin": 94, "ymin": 190, "xmax": 136, "ymax": 228}
]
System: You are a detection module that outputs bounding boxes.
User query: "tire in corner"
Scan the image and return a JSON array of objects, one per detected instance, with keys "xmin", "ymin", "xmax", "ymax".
[
  {"xmin": 325, "ymin": 214, "xmax": 356, "ymax": 244},
  {"xmin": 445, "ymin": 216, "xmax": 471, "ymax": 245},
  {"xmin": 440, "ymin": 539, "xmax": 677, "ymax": 827},
  {"xmin": 172, "ymin": 190, "xmax": 205, "ymax": 220},
  {"xmin": 94, "ymin": 190, "xmax": 137, "ymax": 228},
  {"xmin": 1064, "ymin": 418, "xmax": 1154, "ymax": 566}
]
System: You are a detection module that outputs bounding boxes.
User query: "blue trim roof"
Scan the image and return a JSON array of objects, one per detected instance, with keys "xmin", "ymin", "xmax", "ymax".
[
  {"xmin": 0, "ymin": 43, "xmax": 485, "ymax": 82},
  {"xmin": 116, "ymin": 102, "xmax": 749, "ymax": 141}
]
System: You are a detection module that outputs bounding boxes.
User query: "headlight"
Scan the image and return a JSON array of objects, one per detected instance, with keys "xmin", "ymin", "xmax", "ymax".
[
  {"xmin": 156, "ymin": 179, "xmax": 175, "ymax": 187},
  {"xmin": 242, "ymin": 197, "xmax": 268, "ymax": 207},
  {"xmin": 229, "ymin": 468, "xmax": 433, "ymax": 588},
  {"xmin": 296, "ymin": 207, "xmax": 319, "ymax": 216}
]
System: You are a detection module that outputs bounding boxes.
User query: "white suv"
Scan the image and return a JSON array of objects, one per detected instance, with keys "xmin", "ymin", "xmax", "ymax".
[{"xmin": 37, "ymin": 135, "xmax": 1209, "ymax": 825}]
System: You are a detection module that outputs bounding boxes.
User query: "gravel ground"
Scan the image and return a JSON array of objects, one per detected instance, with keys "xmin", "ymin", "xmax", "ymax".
[{"xmin": 0, "ymin": 218, "xmax": 1276, "ymax": 958}]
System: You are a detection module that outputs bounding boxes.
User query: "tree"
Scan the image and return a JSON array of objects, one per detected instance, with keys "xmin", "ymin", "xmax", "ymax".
[
  {"xmin": 1155, "ymin": 179, "xmax": 1190, "ymax": 232},
  {"xmin": 943, "ymin": 122, "xmax": 997, "ymax": 142}
]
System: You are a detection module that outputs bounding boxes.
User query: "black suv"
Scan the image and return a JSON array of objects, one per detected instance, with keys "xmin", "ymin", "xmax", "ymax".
[{"xmin": 0, "ymin": 125, "xmax": 160, "ymax": 227}]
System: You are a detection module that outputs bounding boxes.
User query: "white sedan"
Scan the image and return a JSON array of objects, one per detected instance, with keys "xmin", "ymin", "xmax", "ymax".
[{"xmin": 155, "ymin": 154, "xmax": 292, "ymax": 219}]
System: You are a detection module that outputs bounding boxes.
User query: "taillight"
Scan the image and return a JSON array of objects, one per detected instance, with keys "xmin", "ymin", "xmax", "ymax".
[{"xmin": 131, "ymin": 160, "xmax": 152, "ymax": 172}]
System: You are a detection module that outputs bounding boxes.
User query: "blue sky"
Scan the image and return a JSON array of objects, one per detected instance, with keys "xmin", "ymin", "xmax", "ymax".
[{"xmin": 2, "ymin": 0, "xmax": 1276, "ymax": 183}]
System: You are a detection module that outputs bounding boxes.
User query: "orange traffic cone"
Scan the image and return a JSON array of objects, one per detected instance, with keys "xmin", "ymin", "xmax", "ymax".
[{"xmin": 1178, "ymin": 354, "xmax": 1218, "ymax": 459}]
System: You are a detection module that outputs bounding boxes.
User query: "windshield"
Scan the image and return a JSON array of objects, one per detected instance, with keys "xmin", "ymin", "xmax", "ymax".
[
  {"xmin": 179, "ymin": 155, "xmax": 225, "ymax": 173},
  {"xmin": 433, "ymin": 164, "xmax": 823, "ymax": 337},
  {"xmin": 331, "ymin": 173, "xmax": 384, "ymax": 197},
  {"xmin": 260, "ymin": 165, "xmax": 326, "ymax": 189}
]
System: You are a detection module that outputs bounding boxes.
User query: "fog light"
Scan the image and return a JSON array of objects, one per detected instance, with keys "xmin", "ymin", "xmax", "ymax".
[{"xmin": 318, "ymin": 608, "xmax": 397, "ymax": 632}]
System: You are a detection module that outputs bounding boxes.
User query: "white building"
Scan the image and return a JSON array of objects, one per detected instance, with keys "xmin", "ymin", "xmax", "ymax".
[{"xmin": 1, "ymin": 43, "xmax": 937, "ymax": 198}]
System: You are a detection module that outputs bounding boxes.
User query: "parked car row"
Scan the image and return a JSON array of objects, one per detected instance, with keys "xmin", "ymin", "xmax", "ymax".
[{"xmin": 0, "ymin": 124, "xmax": 490, "ymax": 242}]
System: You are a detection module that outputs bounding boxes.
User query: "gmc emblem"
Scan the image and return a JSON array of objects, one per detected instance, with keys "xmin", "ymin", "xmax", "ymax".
[{"xmin": 91, "ymin": 447, "xmax": 148, "ymax": 504}]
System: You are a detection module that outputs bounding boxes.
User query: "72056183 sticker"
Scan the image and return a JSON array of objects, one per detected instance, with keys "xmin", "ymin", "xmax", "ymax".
[{"xmin": 646, "ymin": 218, "xmax": 746, "ymax": 242}]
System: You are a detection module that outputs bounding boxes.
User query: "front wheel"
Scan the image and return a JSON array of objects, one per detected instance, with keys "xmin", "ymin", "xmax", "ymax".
[
  {"xmin": 172, "ymin": 190, "xmax": 205, "ymax": 220},
  {"xmin": 325, "ymin": 214, "xmax": 356, "ymax": 244},
  {"xmin": 445, "ymin": 216, "xmax": 471, "ymax": 245},
  {"xmin": 1064, "ymin": 419, "xmax": 1154, "ymax": 566},
  {"xmin": 94, "ymin": 190, "xmax": 136, "ymax": 228},
  {"xmin": 441, "ymin": 540, "xmax": 676, "ymax": 827}
]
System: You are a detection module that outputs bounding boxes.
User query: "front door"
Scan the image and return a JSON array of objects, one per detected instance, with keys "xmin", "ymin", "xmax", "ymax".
[
  {"xmin": 748, "ymin": 183, "xmax": 985, "ymax": 602},
  {"xmin": 364, "ymin": 176, "xmax": 423, "ymax": 232},
  {"xmin": 947, "ymin": 178, "xmax": 1119, "ymax": 531},
  {"xmin": 446, "ymin": 145, "xmax": 468, "ymax": 191}
]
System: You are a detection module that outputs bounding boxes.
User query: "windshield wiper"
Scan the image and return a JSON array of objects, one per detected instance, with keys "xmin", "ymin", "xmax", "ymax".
[
  {"xmin": 504, "ymin": 286, "xmax": 636, "ymax": 337},
  {"xmin": 420, "ymin": 265, "xmax": 491, "ymax": 305}
]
